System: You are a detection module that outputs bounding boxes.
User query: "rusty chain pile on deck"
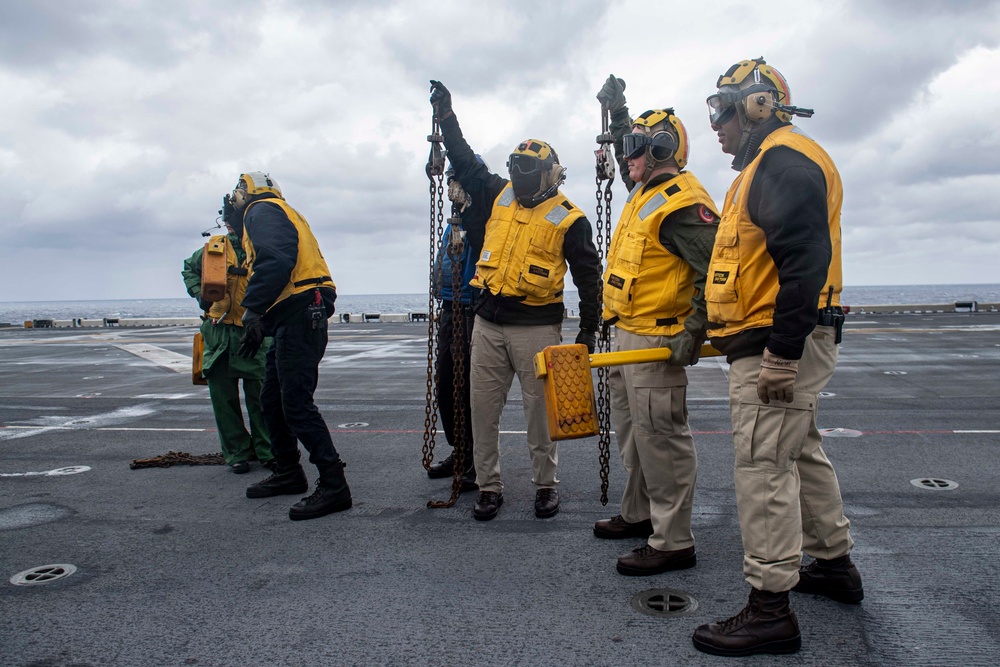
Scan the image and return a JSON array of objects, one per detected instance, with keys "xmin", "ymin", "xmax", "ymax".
[{"xmin": 129, "ymin": 451, "xmax": 225, "ymax": 469}]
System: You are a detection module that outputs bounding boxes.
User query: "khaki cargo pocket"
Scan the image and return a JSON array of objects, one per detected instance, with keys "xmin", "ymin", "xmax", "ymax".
[{"xmin": 734, "ymin": 385, "xmax": 815, "ymax": 470}]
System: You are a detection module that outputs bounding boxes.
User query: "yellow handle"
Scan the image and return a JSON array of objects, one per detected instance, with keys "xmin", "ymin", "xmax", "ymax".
[{"xmin": 534, "ymin": 342, "xmax": 721, "ymax": 377}]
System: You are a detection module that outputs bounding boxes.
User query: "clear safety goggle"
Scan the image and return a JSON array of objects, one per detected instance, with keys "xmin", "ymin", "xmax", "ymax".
[
  {"xmin": 706, "ymin": 91, "xmax": 741, "ymax": 125},
  {"xmin": 507, "ymin": 153, "xmax": 544, "ymax": 176}
]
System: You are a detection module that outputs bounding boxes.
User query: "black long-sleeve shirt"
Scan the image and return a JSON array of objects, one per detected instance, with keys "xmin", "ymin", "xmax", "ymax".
[
  {"xmin": 712, "ymin": 118, "xmax": 833, "ymax": 361},
  {"xmin": 439, "ymin": 113, "xmax": 602, "ymax": 331},
  {"xmin": 240, "ymin": 198, "xmax": 336, "ymax": 328}
]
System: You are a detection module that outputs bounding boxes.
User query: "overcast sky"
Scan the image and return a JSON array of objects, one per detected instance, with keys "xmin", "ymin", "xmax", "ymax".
[{"xmin": 2, "ymin": 0, "xmax": 998, "ymax": 301}]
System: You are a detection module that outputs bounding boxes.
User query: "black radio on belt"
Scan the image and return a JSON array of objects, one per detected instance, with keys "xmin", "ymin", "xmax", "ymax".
[
  {"xmin": 817, "ymin": 286, "xmax": 845, "ymax": 344},
  {"xmin": 307, "ymin": 289, "xmax": 327, "ymax": 330}
]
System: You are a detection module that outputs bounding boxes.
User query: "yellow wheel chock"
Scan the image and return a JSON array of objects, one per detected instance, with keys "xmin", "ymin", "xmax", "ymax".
[{"xmin": 532, "ymin": 342, "xmax": 723, "ymax": 441}]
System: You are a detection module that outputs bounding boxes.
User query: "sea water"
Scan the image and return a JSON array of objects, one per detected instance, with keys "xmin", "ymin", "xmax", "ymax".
[{"xmin": 2, "ymin": 285, "xmax": 999, "ymax": 325}]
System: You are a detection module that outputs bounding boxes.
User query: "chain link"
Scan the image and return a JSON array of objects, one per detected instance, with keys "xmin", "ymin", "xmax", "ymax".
[
  {"xmin": 422, "ymin": 118, "xmax": 445, "ymax": 472},
  {"xmin": 595, "ymin": 110, "xmax": 616, "ymax": 506},
  {"xmin": 428, "ymin": 212, "xmax": 468, "ymax": 509}
]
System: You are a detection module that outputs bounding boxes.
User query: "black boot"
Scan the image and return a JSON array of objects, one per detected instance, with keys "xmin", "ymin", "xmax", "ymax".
[
  {"xmin": 426, "ymin": 453, "xmax": 455, "ymax": 479},
  {"xmin": 692, "ymin": 588, "xmax": 801, "ymax": 657},
  {"xmin": 793, "ymin": 554, "xmax": 864, "ymax": 604},
  {"xmin": 246, "ymin": 462, "xmax": 308, "ymax": 499},
  {"xmin": 289, "ymin": 462, "xmax": 352, "ymax": 521}
]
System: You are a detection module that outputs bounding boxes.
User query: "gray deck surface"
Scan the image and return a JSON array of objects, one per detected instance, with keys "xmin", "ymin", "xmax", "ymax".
[{"xmin": 1, "ymin": 313, "xmax": 998, "ymax": 666}]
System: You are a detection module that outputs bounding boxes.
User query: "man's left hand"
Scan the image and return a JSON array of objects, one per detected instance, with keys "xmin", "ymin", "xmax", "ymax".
[{"xmin": 238, "ymin": 310, "xmax": 264, "ymax": 359}]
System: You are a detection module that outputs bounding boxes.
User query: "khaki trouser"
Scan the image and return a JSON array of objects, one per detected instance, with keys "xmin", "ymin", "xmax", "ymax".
[
  {"xmin": 609, "ymin": 328, "xmax": 697, "ymax": 551},
  {"xmin": 470, "ymin": 316, "xmax": 562, "ymax": 494},
  {"xmin": 728, "ymin": 325, "xmax": 854, "ymax": 592}
]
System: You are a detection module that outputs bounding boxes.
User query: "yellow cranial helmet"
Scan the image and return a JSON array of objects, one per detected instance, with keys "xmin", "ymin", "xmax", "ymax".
[
  {"xmin": 708, "ymin": 57, "xmax": 795, "ymax": 124},
  {"xmin": 506, "ymin": 139, "xmax": 566, "ymax": 205},
  {"xmin": 232, "ymin": 171, "xmax": 282, "ymax": 209},
  {"xmin": 507, "ymin": 139, "xmax": 559, "ymax": 173},
  {"xmin": 624, "ymin": 108, "xmax": 689, "ymax": 170}
]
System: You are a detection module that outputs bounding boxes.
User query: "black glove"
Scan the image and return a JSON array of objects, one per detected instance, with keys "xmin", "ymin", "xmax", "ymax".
[
  {"xmin": 596, "ymin": 74, "xmax": 626, "ymax": 113},
  {"xmin": 666, "ymin": 330, "xmax": 697, "ymax": 367},
  {"xmin": 198, "ymin": 297, "xmax": 213, "ymax": 313},
  {"xmin": 575, "ymin": 329, "xmax": 597, "ymax": 355},
  {"xmin": 429, "ymin": 80, "xmax": 452, "ymax": 120},
  {"xmin": 238, "ymin": 310, "xmax": 264, "ymax": 359}
]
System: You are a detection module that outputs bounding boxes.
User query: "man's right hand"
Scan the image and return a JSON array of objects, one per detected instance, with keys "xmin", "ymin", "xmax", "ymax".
[
  {"xmin": 429, "ymin": 80, "xmax": 452, "ymax": 120},
  {"xmin": 596, "ymin": 74, "xmax": 626, "ymax": 113},
  {"xmin": 757, "ymin": 348, "xmax": 799, "ymax": 404},
  {"xmin": 238, "ymin": 310, "xmax": 265, "ymax": 359}
]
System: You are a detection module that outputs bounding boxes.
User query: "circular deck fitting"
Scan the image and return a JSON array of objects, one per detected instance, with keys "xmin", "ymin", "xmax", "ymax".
[
  {"xmin": 337, "ymin": 422, "xmax": 369, "ymax": 429},
  {"xmin": 911, "ymin": 478, "xmax": 959, "ymax": 491},
  {"xmin": 630, "ymin": 589, "xmax": 699, "ymax": 618},
  {"xmin": 819, "ymin": 428, "xmax": 863, "ymax": 438},
  {"xmin": 10, "ymin": 564, "xmax": 77, "ymax": 586}
]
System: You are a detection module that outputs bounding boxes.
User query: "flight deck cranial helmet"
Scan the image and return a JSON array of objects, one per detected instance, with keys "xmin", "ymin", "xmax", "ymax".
[
  {"xmin": 622, "ymin": 108, "xmax": 689, "ymax": 182},
  {"xmin": 707, "ymin": 57, "xmax": 795, "ymax": 128},
  {"xmin": 506, "ymin": 139, "xmax": 565, "ymax": 207},
  {"xmin": 231, "ymin": 171, "xmax": 282, "ymax": 210}
]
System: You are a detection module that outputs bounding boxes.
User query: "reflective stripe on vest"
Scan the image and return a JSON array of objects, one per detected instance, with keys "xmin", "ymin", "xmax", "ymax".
[{"xmin": 602, "ymin": 172, "xmax": 720, "ymax": 336}]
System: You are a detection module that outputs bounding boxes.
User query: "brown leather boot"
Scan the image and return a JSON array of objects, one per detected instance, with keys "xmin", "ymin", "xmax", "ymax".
[
  {"xmin": 793, "ymin": 555, "xmax": 864, "ymax": 604},
  {"xmin": 692, "ymin": 588, "xmax": 802, "ymax": 657}
]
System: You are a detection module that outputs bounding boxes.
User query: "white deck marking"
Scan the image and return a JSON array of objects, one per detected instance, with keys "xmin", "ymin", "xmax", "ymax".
[
  {"xmin": 0, "ymin": 466, "xmax": 91, "ymax": 477},
  {"xmin": 0, "ymin": 404, "xmax": 160, "ymax": 440},
  {"xmin": 113, "ymin": 343, "xmax": 190, "ymax": 373}
]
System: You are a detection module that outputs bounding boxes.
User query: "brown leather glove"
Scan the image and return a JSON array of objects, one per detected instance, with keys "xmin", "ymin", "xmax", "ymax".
[{"xmin": 757, "ymin": 348, "xmax": 798, "ymax": 404}]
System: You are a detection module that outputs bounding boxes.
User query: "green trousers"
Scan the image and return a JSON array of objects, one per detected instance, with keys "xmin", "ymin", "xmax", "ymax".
[{"xmin": 205, "ymin": 354, "xmax": 272, "ymax": 465}]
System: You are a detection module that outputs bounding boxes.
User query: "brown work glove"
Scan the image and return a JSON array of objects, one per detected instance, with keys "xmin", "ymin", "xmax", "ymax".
[{"xmin": 757, "ymin": 348, "xmax": 798, "ymax": 404}]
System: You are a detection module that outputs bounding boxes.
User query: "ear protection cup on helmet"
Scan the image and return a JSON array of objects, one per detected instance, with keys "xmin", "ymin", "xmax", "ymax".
[
  {"xmin": 647, "ymin": 131, "xmax": 678, "ymax": 162},
  {"xmin": 632, "ymin": 108, "xmax": 688, "ymax": 169},
  {"xmin": 715, "ymin": 58, "xmax": 794, "ymax": 123},
  {"xmin": 743, "ymin": 87, "xmax": 777, "ymax": 122}
]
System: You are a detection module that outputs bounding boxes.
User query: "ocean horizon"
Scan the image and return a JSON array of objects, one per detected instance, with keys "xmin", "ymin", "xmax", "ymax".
[{"xmin": 2, "ymin": 283, "xmax": 999, "ymax": 324}]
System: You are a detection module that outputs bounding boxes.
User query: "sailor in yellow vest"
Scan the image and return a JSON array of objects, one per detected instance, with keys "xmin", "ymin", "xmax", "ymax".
[
  {"xmin": 429, "ymin": 81, "xmax": 603, "ymax": 522},
  {"xmin": 692, "ymin": 59, "xmax": 861, "ymax": 657},
  {"xmin": 227, "ymin": 172, "xmax": 352, "ymax": 522},
  {"xmin": 593, "ymin": 77, "xmax": 720, "ymax": 576},
  {"xmin": 181, "ymin": 225, "xmax": 273, "ymax": 474}
]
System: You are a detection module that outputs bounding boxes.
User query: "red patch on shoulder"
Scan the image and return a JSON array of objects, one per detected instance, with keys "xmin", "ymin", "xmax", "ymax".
[{"xmin": 697, "ymin": 204, "xmax": 717, "ymax": 223}]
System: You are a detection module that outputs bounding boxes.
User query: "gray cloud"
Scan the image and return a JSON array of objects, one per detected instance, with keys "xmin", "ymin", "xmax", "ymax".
[{"xmin": 0, "ymin": 0, "xmax": 997, "ymax": 301}]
